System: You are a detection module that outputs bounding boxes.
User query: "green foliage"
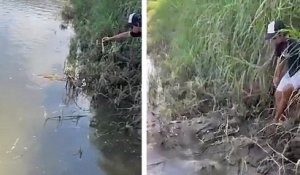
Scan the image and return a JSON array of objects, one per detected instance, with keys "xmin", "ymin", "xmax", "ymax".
[
  {"xmin": 148, "ymin": 0, "xmax": 300, "ymax": 119},
  {"xmin": 64, "ymin": 0, "xmax": 141, "ymax": 121}
]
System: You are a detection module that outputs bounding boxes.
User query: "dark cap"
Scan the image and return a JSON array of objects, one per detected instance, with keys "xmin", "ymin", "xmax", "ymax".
[
  {"xmin": 128, "ymin": 13, "xmax": 141, "ymax": 27},
  {"xmin": 265, "ymin": 20, "xmax": 286, "ymax": 40}
]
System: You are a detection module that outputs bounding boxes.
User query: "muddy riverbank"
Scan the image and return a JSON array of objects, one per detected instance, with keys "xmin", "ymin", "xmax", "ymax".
[
  {"xmin": 146, "ymin": 52, "xmax": 300, "ymax": 175},
  {"xmin": 62, "ymin": 0, "xmax": 141, "ymax": 132},
  {"xmin": 147, "ymin": 104, "xmax": 300, "ymax": 175}
]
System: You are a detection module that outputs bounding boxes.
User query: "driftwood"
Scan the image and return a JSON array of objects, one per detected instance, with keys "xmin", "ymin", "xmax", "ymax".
[{"xmin": 44, "ymin": 115, "xmax": 87, "ymax": 127}]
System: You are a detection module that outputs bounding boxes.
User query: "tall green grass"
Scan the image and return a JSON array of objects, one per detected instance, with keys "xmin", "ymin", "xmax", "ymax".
[
  {"xmin": 148, "ymin": 0, "xmax": 300, "ymax": 119},
  {"xmin": 63, "ymin": 0, "xmax": 141, "ymax": 124}
]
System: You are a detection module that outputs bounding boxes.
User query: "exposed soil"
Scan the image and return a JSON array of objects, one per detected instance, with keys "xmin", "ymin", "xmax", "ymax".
[{"xmin": 147, "ymin": 105, "xmax": 300, "ymax": 175}]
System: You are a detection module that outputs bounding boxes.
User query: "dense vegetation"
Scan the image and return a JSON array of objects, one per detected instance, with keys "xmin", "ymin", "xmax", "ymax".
[
  {"xmin": 148, "ymin": 0, "xmax": 300, "ymax": 119},
  {"xmin": 62, "ymin": 0, "xmax": 141, "ymax": 128}
]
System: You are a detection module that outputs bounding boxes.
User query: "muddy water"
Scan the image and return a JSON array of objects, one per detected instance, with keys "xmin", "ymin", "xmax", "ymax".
[
  {"xmin": 0, "ymin": 0, "xmax": 140, "ymax": 175},
  {"xmin": 146, "ymin": 55, "xmax": 196, "ymax": 175}
]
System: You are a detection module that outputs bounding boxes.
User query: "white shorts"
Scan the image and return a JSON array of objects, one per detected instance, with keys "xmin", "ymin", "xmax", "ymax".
[{"xmin": 277, "ymin": 71, "xmax": 300, "ymax": 92}]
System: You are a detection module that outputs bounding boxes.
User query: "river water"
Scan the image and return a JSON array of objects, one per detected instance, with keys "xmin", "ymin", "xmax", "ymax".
[{"xmin": 0, "ymin": 0, "xmax": 141, "ymax": 174}]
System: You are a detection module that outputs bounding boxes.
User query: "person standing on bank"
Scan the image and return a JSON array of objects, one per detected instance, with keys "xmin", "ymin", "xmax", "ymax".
[
  {"xmin": 102, "ymin": 13, "xmax": 141, "ymax": 42},
  {"xmin": 265, "ymin": 20, "xmax": 300, "ymax": 122}
]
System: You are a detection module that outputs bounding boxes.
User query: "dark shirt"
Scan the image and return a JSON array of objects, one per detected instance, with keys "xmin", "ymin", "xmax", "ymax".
[
  {"xmin": 277, "ymin": 39, "xmax": 300, "ymax": 77},
  {"xmin": 130, "ymin": 31, "xmax": 141, "ymax": 37}
]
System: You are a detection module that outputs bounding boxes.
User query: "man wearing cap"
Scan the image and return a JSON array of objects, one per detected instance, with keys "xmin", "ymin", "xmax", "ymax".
[
  {"xmin": 265, "ymin": 20, "xmax": 300, "ymax": 122},
  {"xmin": 102, "ymin": 13, "xmax": 141, "ymax": 42}
]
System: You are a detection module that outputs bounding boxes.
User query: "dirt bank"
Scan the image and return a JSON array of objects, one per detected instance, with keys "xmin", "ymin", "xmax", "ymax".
[
  {"xmin": 61, "ymin": 0, "xmax": 141, "ymax": 132},
  {"xmin": 147, "ymin": 105, "xmax": 300, "ymax": 175}
]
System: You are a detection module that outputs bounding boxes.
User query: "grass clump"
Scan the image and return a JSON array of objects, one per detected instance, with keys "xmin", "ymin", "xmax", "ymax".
[
  {"xmin": 63, "ymin": 0, "xmax": 141, "ymax": 127},
  {"xmin": 148, "ymin": 0, "xmax": 300, "ymax": 119},
  {"xmin": 61, "ymin": 4, "xmax": 75, "ymax": 21}
]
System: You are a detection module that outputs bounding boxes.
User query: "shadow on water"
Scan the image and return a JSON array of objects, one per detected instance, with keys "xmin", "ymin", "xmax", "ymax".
[
  {"xmin": 90, "ymin": 100, "xmax": 142, "ymax": 175},
  {"xmin": 72, "ymin": 80, "xmax": 142, "ymax": 175},
  {"xmin": 41, "ymin": 80, "xmax": 141, "ymax": 175}
]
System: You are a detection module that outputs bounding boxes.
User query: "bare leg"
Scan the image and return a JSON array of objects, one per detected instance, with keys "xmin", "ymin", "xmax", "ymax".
[
  {"xmin": 274, "ymin": 84, "xmax": 294, "ymax": 122},
  {"xmin": 273, "ymin": 91, "xmax": 281, "ymax": 119}
]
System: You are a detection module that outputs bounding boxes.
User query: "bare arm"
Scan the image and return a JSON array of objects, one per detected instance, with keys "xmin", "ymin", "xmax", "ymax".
[{"xmin": 103, "ymin": 31, "xmax": 131, "ymax": 42}]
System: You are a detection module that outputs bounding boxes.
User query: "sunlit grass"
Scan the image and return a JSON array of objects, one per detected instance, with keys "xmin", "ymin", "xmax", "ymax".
[
  {"xmin": 148, "ymin": 0, "xmax": 300, "ymax": 119},
  {"xmin": 63, "ymin": 0, "xmax": 141, "ymax": 123}
]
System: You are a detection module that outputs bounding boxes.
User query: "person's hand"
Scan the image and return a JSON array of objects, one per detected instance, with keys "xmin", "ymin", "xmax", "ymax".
[
  {"xmin": 273, "ymin": 76, "xmax": 280, "ymax": 87},
  {"xmin": 102, "ymin": 37, "xmax": 111, "ymax": 42}
]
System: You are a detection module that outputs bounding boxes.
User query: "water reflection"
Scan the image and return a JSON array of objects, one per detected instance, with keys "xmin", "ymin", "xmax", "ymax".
[
  {"xmin": 0, "ymin": 0, "xmax": 140, "ymax": 174},
  {"xmin": 90, "ymin": 99, "xmax": 142, "ymax": 175}
]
